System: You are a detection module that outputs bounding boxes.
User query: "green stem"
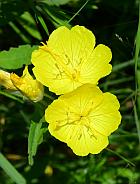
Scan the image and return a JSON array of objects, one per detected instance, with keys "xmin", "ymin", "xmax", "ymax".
[
  {"xmin": 0, "ymin": 90, "xmax": 24, "ymax": 103},
  {"xmin": 106, "ymin": 148, "xmax": 135, "ymax": 167}
]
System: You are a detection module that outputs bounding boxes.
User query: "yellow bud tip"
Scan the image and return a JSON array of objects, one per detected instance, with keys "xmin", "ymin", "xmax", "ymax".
[
  {"xmin": 11, "ymin": 66, "xmax": 44, "ymax": 102},
  {"xmin": 10, "ymin": 73, "xmax": 23, "ymax": 86},
  {"xmin": 0, "ymin": 70, "xmax": 17, "ymax": 90}
]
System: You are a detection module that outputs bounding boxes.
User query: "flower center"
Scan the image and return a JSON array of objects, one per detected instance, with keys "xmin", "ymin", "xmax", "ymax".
[
  {"xmin": 71, "ymin": 69, "xmax": 80, "ymax": 81},
  {"xmin": 66, "ymin": 111, "xmax": 90, "ymax": 127}
]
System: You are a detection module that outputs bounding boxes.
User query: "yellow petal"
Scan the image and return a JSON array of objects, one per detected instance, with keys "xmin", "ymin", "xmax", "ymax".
[
  {"xmin": 80, "ymin": 44, "xmax": 112, "ymax": 84},
  {"xmin": 45, "ymin": 84, "xmax": 120, "ymax": 156},
  {"xmin": 67, "ymin": 126, "xmax": 109, "ymax": 156},
  {"xmin": 32, "ymin": 45, "xmax": 81, "ymax": 95},
  {"xmin": 47, "ymin": 25, "xmax": 96, "ymax": 68},
  {"xmin": 31, "ymin": 25, "xmax": 98, "ymax": 94},
  {"xmin": 45, "ymin": 99, "xmax": 69, "ymax": 125},
  {"xmin": 89, "ymin": 92, "xmax": 121, "ymax": 136},
  {"xmin": 33, "ymin": 65, "xmax": 77, "ymax": 95},
  {"xmin": 47, "ymin": 114, "xmax": 108, "ymax": 156},
  {"xmin": 60, "ymin": 84, "xmax": 103, "ymax": 115},
  {"xmin": 45, "ymin": 84, "xmax": 103, "ymax": 121},
  {"xmin": 0, "ymin": 70, "xmax": 17, "ymax": 90},
  {"xmin": 10, "ymin": 66, "xmax": 44, "ymax": 102}
]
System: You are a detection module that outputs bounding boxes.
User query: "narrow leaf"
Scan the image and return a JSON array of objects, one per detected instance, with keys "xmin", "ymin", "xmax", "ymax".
[
  {"xmin": 37, "ymin": 5, "xmax": 70, "ymax": 28},
  {"xmin": 36, "ymin": 12, "xmax": 50, "ymax": 36},
  {"xmin": 18, "ymin": 12, "xmax": 42, "ymax": 40},
  {"xmin": 0, "ymin": 90, "xmax": 24, "ymax": 103},
  {"xmin": 0, "ymin": 153, "xmax": 26, "ymax": 184},
  {"xmin": 133, "ymin": 100, "xmax": 140, "ymax": 145},
  {"xmin": 134, "ymin": 3, "xmax": 140, "ymax": 145},
  {"xmin": 9, "ymin": 22, "xmax": 30, "ymax": 43},
  {"xmin": 40, "ymin": 0, "xmax": 72, "ymax": 6}
]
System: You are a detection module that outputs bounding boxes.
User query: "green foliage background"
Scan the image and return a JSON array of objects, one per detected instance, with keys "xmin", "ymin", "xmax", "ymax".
[{"xmin": 0, "ymin": 0, "xmax": 140, "ymax": 183}]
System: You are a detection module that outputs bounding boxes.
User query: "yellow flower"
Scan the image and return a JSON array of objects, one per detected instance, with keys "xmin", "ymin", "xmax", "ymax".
[
  {"xmin": 0, "ymin": 70, "xmax": 17, "ymax": 90},
  {"xmin": 45, "ymin": 84, "xmax": 121, "ymax": 156},
  {"xmin": 32, "ymin": 25, "xmax": 112, "ymax": 95},
  {"xmin": 10, "ymin": 66, "xmax": 44, "ymax": 102}
]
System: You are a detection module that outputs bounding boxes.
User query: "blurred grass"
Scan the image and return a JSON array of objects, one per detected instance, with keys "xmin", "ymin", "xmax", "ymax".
[
  {"xmin": 0, "ymin": 153, "xmax": 26, "ymax": 184},
  {"xmin": 134, "ymin": 2, "xmax": 140, "ymax": 146},
  {"xmin": 0, "ymin": 0, "xmax": 140, "ymax": 184}
]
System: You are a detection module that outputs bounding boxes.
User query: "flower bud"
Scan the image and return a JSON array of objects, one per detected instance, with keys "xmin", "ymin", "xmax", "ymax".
[
  {"xmin": 10, "ymin": 66, "xmax": 44, "ymax": 102},
  {"xmin": 0, "ymin": 70, "xmax": 17, "ymax": 90}
]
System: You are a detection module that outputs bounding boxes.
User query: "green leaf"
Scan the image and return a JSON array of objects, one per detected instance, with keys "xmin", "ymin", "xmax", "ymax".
[
  {"xmin": 134, "ymin": 100, "xmax": 140, "ymax": 145},
  {"xmin": 0, "ymin": 90, "xmax": 24, "ymax": 104},
  {"xmin": 134, "ymin": 3, "xmax": 140, "ymax": 145},
  {"xmin": 35, "ymin": 11, "xmax": 50, "ymax": 36},
  {"xmin": 18, "ymin": 12, "xmax": 42, "ymax": 40},
  {"xmin": 137, "ymin": 70, "xmax": 140, "ymax": 111},
  {"xmin": 0, "ymin": 153, "xmax": 26, "ymax": 184},
  {"xmin": 0, "ymin": 45, "xmax": 38, "ymax": 69},
  {"xmin": 36, "ymin": 5, "xmax": 71, "ymax": 28},
  {"xmin": 39, "ymin": 0, "xmax": 73, "ymax": 6},
  {"xmin": 28, "ymin": 116, "xmax": 47, "ymax": 166},
  {"xmin": 9, "ymin": 22, "xmax": 31, "ymax": 43}
]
